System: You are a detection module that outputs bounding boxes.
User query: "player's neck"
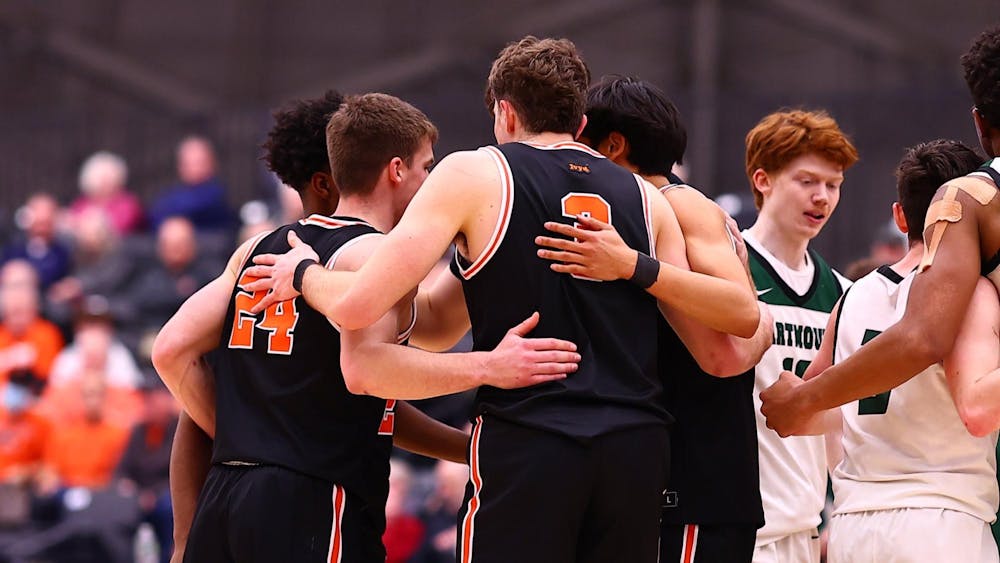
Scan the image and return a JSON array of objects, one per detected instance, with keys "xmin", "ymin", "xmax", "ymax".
[
  {"xmin": 512, "ymin": 131, "xmax": 575, "ymax": 145},
  {"xmin": 746, "ymin": 220, "xmax": 810, "ymax": 270},
  {"xmin": 890, "ymin": 244, "xmax": 923, "ymax": 276},
  {"xmin": 333, "ymin": 197, "xmax": 394, "ymax": 234}
]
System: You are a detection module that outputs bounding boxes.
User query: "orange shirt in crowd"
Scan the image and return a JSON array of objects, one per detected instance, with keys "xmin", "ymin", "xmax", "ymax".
[
  {"xmin": 0, "ymin": 408, "xmax": 51, "ymax": 481},
  {"xmin": 0, "ymin": 319, "xmax": 64, "ymax": 383},
  {"xmin": 37, "ymin": 382, "xmax": 142, "ymax": 430},
  {"xmin": 43, "ymin": 418, "xmax": 128, "ymax": 488}
]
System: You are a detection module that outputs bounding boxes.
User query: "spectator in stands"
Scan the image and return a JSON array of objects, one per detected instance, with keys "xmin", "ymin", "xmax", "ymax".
[
  {"xmin": 36, "ymin": 372, "xmax": 128, "ymax": 494},
  {"xmin": 115, "ymin": 379, "xmax": 177, "ymax": 563},
  {"xmin": 0, "ymin": 262, "xmax": 64, "ymax": 385},
  {"xmin": 121, "ymin": 216, "xmax": 215, "ymax": 359},
  {"xmin": 1, "ymin": 194, "xmax": 72, "ymax": 289},
  {"xmin": 0, "ymin": 371, "xmax": 49, "ymax": 485},
  {"xmin": 413, "ymin": 460, "xmax": 469, "ymax": 563},
  {"xmin": 48, "ymin": 209, "xmax": 138, "ymax": 327},
  {"xmin": 384, "ymin": 458, "xmax": 426, "ymax": 563},
  {"xmin": 868, "ymin": 220, "xmax": 908, "ymax": 264},
  {"xmin": 69, "ymin": 151, "xmax": 145, "ymax": 236},
  {"xmin": 149, "ymin": 136, "xmax": 234, "ymax": 232},
  {"xmin": 50, "ymin": 295, "xmax": 142, "ymax": 390}
]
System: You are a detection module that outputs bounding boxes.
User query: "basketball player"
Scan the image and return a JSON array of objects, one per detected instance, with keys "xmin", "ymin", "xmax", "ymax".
[
  {"xmin": 760, "ymin": 25, "xmax": 1000, "ymax": 438},
  {"xmin": 797, "ymin": 139, "xmax": 999, "ymax": 563},
  {"xmin": 243, "ymin": 37, "xmax": 769, "ymax": 562},
  {"xmin": 534, "ymin": 75, "xmax": 770, "ymax": 562},
  {"xmin": 153, "ymin": 93, "xmax": 580, "ymax": 562},
  {"xmin": 734, "ymin": 109, "xmax": 857, "ymax": 562}
]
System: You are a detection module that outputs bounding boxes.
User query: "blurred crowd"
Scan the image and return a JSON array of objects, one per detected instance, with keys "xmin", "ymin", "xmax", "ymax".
[{"xmin": 0, "ymin": 135, "xmax": 480, "ymax": 563}]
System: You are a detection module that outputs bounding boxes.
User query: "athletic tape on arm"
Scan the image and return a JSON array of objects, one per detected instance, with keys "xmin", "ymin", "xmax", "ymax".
[{"xmin": 919, "ymin": 178, "xmax": 997, "ymax": 271}]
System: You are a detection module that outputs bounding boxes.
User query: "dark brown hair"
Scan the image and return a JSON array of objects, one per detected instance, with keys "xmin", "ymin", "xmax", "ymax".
[
  {"xmin": 485, "ymin": 36, "xmax": 591, "ymax": 135},
  {"xmin": 895, "ymin": 139, "xmax": 983, "ymax": 243},
  {"xmin": 326, "ymin": 93, "xmax": 438, "ymax": 196}
]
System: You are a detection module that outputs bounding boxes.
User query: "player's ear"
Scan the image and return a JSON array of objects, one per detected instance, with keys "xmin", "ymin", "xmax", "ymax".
[
  {"xmin": 574, "ymin": 114, "xmax": 588, "ymax": 140},
  {"xmin": 606, "ymin": 131, "xmax": 629, "ymax": 162},
  {"xmin": 498, "ymin": 100, "xmax": 518, "ymax": 134},
  {"xmin": 387, "ymin": 157, "xmax": 404, "ymax": 186},
  {"xmin": 310, "ymin": 172, "xmax": 334, "ymax": 198},
  {"xmin": 751, "ymin": 168, "xmax": 772, "ymax": 198},
  {"xmin": 891, "ymin": 202, "xmax": 908, "ymax": 235}
]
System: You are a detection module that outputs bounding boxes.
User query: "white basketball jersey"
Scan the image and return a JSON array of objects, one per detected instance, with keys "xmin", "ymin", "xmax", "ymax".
[
  {"xmin": 744, "ymin": 232, "xmax": 849, "ymax": 546},
  {"xmin": 832, "ymin": 265, "xmax": 999, "ymax": 522}
]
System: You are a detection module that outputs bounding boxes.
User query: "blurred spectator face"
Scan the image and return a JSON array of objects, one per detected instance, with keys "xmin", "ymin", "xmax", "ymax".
[
  {"xmin": 80, "ymin": 372, "xmax": 106, "ymax": 422},
  {"xmin": 2, "ymin": 381, "xmax": 34, "ymax": 415},
  {"xmin": 434, "ymin": 460, "xmax": 469, "ymax": 511},
  {"xmin": 0, "ymin": 260, "xmax": 39, "ymax": 291},
  {"xmin": 75, "ymin": 208, "xmax": 116, "ymax": 255},
  {"xmin": 143, "ymin": 387, "xmax": 176, "ymax": 425},
  {"xmin": 280, "ymin": 184, "xmax": 304, "ymax": 222},
  {"xmin": 386, "ymin": 459, "xmax": 413, "ymax": 518},
  {"xmin": 177, "ymin": 137, "xmax": 217, "ymax": 185},
  {"xmin": 157, "ymin": 217, "xmax": 197, "ymax": 272},
  {"xmin": 79, "ymin": 151, "xmax": 128, "ymax": 200},
  {"xmin": 76, "ymin": 321, "xmax": 113, "ymax": 370},
  {"xmin": 22, "ymin": 194, "xmax": 58, "ymax": 241},
  {"xmin": 0, "ymin": 285, "xmax": 39, "ymax": 336}
]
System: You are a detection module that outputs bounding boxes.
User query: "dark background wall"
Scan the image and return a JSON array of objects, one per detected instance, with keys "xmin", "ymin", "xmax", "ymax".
[{"xmin": 1, "ymin": 0, "xmax": 997, "ymax": 267}]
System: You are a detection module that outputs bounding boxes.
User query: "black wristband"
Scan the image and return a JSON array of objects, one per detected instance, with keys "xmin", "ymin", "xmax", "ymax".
[
  {"xmin": 628, "ymin": 252, "xmax": 660, "ymax": 289},
  {"xmin": 292, "ymin": 259, "xmax": 319, "ymax": 294}
]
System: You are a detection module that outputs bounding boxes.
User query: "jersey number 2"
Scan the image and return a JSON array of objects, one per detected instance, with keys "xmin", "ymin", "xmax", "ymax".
[
  {"xmin": 560, "ymin": 193, "xmax": 612, "ymax": 280},
  {"xmin": 228, "ymin": 271, "xmax": 300, "ymax": 355}
]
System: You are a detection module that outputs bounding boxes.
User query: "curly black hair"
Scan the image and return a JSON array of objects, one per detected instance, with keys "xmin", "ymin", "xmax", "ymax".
[
  {"xmin": 262, "ymin": 90, "xmax": 344, "ymax": 192},
  {"xmin": 582, "ymin": 75, "xmax": 686, "ymax": 177},
  {"xmin": 962, "ymin": 26, "xmax": 1000, "ymax": 129}
]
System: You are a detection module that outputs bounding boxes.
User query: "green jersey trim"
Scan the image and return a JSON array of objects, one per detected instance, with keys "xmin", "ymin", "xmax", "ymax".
[{"xmin": 748, "ymin": 245, "xmax": 844, "ymax": 312}]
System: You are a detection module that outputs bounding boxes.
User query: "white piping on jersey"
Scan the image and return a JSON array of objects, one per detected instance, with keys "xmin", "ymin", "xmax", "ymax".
[
  {"xmin": 636, "ymin": 175, "xmax": 657, "ymax": 260},
  {"xmin": 299, "ymin": 214, "xmax": 373, "ymax": 229},
  {"xmin": 518, "ymin": 140, "xmax": 605, "ymax": 158},
  {"xmin": 456, "ymin": 146, "xmax": 515, "ymax": 280},
  {"xmin": 323, "ymin": 232, "xmax": 414, "ymax": 340},
  {"xmin": 237, "ymin": 230, "xmax": 273, "ymax": 273}
]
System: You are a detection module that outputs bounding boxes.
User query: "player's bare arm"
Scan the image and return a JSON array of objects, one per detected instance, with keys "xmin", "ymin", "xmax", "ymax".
[
  {"xmin": 169, "ymin": 412, "xmax": 212, "ymax": 563},
  {"xmin": 410, "ymin": 267, "xmax": 471, "ymax": 352},
  {"xmin": 336, "ymin": 235, "xmax": 579, "ymax": 399},
  {"xmin": 535, "ymin": 203, "xmax": 760, "ymax": 337},
  {"xmin": 944, "ymin": 277, "xmax": 1000, "ymax": 437},
  {"xmin": 152, "ymin": 236, "xmax": 258, "ymax": 435},
  {"xmin": 393, "ymin": 401, "xmax": 469, "ymax": 465},
  {"xmin": 761, "ymin": 184, "xmax": 986, "ymax": 436},
  {"xmin": 245, "ymin": 149, "xmax": 497, "ymax": 329}
]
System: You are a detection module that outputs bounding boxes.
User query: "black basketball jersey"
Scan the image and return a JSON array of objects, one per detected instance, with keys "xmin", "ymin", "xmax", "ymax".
[
  {"xmin": 452, "ymin": 141, "xmax": 669, "ymax": 439},
  {"xmin": 657, "ymin": 184, "xmax": 764, "ymax": 527},
  {"xmin": 213, "ymin": 214, "xmax": 397, "ymax": 531}
]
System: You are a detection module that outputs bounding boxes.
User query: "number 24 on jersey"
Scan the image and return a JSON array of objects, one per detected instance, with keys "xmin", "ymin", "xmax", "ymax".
[{"xmin": 228, "ymin": 272, "xmax": 300, "ymax": 355}]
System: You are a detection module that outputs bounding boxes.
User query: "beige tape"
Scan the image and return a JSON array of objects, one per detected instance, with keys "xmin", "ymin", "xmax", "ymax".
[
  {"xmin": 952, "ymin": 176, "xmax": 998, "ymax": 205},
  {"xmin": 918, "ymin": 178, "xmax": 998, "ymax": 271}
]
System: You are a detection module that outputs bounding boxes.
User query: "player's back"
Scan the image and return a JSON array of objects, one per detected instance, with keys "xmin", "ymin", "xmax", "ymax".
[
  {"xmin": 833, "ymin": 265, "xmax": 998, "ymax": 522},
  {"xmin": 213, "ymin": 215, "xmax": 395, "ymax": 521},
  {"xmin": 454, "ymin": 140, "xmax": 666, "ymax": 439},
  {"xmin": 970, "ymin": 159, "xmax": 1000, "ymax": 291}
]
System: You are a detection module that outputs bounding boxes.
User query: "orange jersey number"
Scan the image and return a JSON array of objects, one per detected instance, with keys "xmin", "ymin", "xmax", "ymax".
[
  {"xmin": 378, "ymin": 399, "xmax": 397, "ymax": 436},
  {"xmin": 228, "ymin": 272, "xmax": 300, "ymax": 355},
  {"xmin": 561, "ymin": 192, "xmax": 611, "ymax": 226},
  {"xmin": 560, "ymin": 193, "xmax": 613, "ymax": 280}
]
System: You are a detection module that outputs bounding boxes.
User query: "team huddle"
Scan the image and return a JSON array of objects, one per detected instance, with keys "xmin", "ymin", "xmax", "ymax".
[{"xmin": 152, "ymin": 25, "xmax": 1000, "ymax": 563}]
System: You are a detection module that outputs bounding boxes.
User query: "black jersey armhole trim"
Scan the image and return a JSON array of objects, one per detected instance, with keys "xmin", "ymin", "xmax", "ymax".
[
  {"xmin": 875, "ymin": 265, "xmax": 904, "ymax": 284},
  {"xmin": 983, "ymin": 250, "xmax": 1000, "ymax": 276},
  {"xmin": 746, "ymin": 244, "xmax": 825, "ymax": 306},
  {"xmin": 830, "ymin": 287, "xmax": 851, "ymax": 366}
]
